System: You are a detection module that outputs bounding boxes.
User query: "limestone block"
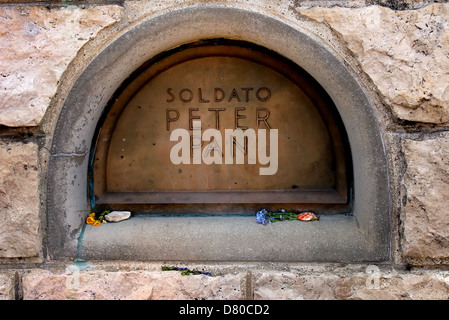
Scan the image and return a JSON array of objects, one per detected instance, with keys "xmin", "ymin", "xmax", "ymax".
[
  {"xmin": 0, "ymin": 5, "xmax": 123, "ymax": 127},
  {"xmin": 401, "ymin": 137, "xmax": 449, "ymax": 262},
  {"xmin": 22, "ymin": 269, "xmax": 242, "ymax": 300},
  {"xmin": 297, "ymin": 4, "xmax": 449, "ymax": 124},
  {"xmin": 0, "ymin": 273, "xmax": 14, "ymax": 300},
  {"xmin": 254, "ymin": 270, "xmax": 449, "ymax": 300},
  {"xmin": 0, "ymin": 141, "xmax": 39, "ymax": 258}
]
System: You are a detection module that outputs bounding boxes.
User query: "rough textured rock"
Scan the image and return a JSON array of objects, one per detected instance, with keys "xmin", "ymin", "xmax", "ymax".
[
  {"xmin": 254, "ymin": 270, "xmax": 449, "ymax": 299},
  {"xmin": 0, "ymin": 273, "xmax": 14, "ymax": 300},
  {"xmin": 0, "ymin": 141, "xmax": 40, "ymax": 258},
  {"xmin": 401, "ymin": 137, "xmax": 449, "ymax": 263},
  {"xmin": 0, "ymin": 5, "xmax": 123, "ymax": 127},
  {"xmin": 297, "ymin": 4, "xmax": 449, "ymax": 124},
  {"xmin": 22, "ymin": 269, "xmax": 243, "ymax": 300}
]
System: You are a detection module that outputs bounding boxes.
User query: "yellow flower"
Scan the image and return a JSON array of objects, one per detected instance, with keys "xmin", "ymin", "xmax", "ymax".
[
  {"xmin": 86, "ymin": 216, "xmax": 95, "ymax": 224},
  {"xmin": 88, "ymin": 212, "xmax": 96, "ymax": 218},
  {"xmin": 93, "ymin": 220, "xmax": 101, "ymax": 226}
]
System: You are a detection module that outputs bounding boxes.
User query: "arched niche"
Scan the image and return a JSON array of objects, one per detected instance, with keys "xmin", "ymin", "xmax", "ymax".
[
  {"xmin": 92, "ymin": 40, "xmax": 351, "ymax": 214},
  {"xmin": 46, "ymin": 6, "xmax": 390, "ymax": 262}
]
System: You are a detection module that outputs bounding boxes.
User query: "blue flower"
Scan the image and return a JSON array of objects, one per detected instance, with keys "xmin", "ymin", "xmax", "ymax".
[
  {"xmin": 263, "ymin": 219, "xmax": 271, "ymax": 225},
  {"xmin": 256, "ymin": 209, "xmax": 268, "ymax": 224}
]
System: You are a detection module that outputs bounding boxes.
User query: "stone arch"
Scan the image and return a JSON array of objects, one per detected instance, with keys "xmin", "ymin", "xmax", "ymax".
[{"xmin": 46, "ymin": 6, "xmax": 390, "ymax": 261}]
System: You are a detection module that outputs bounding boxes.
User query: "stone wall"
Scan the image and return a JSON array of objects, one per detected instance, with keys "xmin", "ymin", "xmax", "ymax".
[{"xmin": 1, "ymin": 0, "xmax": 449, "ymax": 300}]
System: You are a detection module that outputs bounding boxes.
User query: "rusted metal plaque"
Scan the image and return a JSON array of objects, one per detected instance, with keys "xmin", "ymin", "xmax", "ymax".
[{"xmin": 93, "ymin": 42, "xmax": 349, "ymax": 207}]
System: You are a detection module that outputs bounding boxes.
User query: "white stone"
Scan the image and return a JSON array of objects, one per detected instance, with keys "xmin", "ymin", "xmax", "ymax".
[{"xmin": 105, "ymin": 211, "xmax": 131, "ymax": 222}]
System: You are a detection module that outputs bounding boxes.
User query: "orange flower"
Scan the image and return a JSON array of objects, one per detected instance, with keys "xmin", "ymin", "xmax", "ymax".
[
  {"xmin": 93, "ymin": 220, "xmax": 101, "ymax": 226},
  {"xmin": 86, "ymin": 216, "xmax": 95, "ymax": 224}
]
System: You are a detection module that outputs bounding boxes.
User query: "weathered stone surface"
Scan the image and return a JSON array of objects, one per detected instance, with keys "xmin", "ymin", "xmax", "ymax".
[
  {"xmin": 22, "ymin": 269, "xmax": 243, "ymax": 300},
  {"xmin": 17, "ymin": 266, "xmax": 449, "ymax": 300},
  {"xmin": 254, "ymin": 270, "xmax": 449, "ymax": 299},
  {"xmin": 0, "ymin": 273, "xmax": 14, "ymax": 300},
  {"xmin": 0, "ymin": 5, "xmax": 123, "ymax": 127},
  {"xmin": 296, "ymin": 0, "xmax": 447, "ymax": 10},
  {"xmin": 0, "ymin": 141, "xmax": 40, "ymax": 258},
  {"xmin": 297, "ymin": 4, "xmax": 449, "ymax": 124},
  {"xmin": 401, "ymin": 137, "xmax": 449, "ymax": 262}
]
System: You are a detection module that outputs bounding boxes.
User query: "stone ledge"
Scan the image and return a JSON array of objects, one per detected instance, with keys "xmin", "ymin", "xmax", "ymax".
[{"xmin": 78, "ymin": 215, "xmax": 388, "ymax": 263}]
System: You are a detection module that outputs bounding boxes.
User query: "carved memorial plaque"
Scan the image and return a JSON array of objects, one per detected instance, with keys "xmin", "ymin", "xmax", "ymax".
[{"xmin": 93, "ymin": 41, "xmax": 349, "ymax": 210}]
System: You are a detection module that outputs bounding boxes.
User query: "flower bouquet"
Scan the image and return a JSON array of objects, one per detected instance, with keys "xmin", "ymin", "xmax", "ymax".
[
  {"xmin": 256, "ymin": 209, "xmax": 318, "ymax": 225},
  {"xmin": 85, "ymin": 210, "xmax": 110, "ymax": 226}
]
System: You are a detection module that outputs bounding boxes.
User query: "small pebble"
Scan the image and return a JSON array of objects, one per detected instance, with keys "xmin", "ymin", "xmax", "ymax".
[{"xmin": 105, "ymin": 211, "xmax": 131, "ymax": 222}]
